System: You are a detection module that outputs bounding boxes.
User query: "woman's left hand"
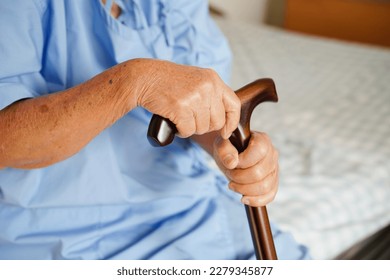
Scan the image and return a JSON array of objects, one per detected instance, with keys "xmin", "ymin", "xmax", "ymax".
[{"xmin": 213, "ymin": 131, "xmax": 279, "ymax": 207}]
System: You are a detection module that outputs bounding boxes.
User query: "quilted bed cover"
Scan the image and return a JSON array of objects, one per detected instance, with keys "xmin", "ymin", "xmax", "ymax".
[{"xmin": 216, "ymin": 19, "xmax": 390, "ymax": 259}]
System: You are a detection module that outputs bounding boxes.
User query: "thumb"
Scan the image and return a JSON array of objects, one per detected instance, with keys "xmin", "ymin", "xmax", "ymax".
[{"xmin": 214, "ymin": 136, "xmax": 239, "ymax": 170}]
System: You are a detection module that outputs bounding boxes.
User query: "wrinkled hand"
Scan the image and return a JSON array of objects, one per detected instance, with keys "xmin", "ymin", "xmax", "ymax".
[
  {"xmin": 213, "ymin": 131, "xmax": 279, "ymax": 207},
  {"xmin": 134, "ymin": 59, "xmax": 240, "ymax": 139}
]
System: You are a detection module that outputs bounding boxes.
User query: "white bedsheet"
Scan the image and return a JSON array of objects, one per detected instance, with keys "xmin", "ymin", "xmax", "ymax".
[{"xmin": 217, "ymin": 19, "xmax": 390, "ymax": 259}]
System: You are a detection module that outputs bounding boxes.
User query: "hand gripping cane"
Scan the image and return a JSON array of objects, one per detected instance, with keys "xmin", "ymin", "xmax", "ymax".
[{"xmin": 147, "ymin": 78, "xmax": 278, "ymax": 260}]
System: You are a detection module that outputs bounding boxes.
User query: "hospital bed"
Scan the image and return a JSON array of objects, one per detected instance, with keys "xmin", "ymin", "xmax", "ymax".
[{"xmin": 215, "ymin": 18, "xmax": 390, "ymax": 259}]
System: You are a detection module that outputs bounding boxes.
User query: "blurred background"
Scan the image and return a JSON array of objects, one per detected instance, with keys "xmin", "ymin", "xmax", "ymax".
[
  {"xmin": 208, "ymin": 0, "xmax": 390, "ymax": 259},
  {"xmin": 210, "ymin": 0, "xmax": 390, "ymax": 48}
]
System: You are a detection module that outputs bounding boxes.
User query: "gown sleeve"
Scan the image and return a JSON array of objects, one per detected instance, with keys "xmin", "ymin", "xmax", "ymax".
[{"xmin": 0, "ymin": 0, "xmax": 47, "ymax": 110}]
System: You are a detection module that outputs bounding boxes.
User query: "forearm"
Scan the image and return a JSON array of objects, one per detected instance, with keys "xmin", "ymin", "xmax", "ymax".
[
  {"xmin": 0, "ymin": 60, "xmax": 139, "ymax": 169},
  {"xmin": 0, "ymin": 57, "xmax": 240, "ymax": 169}
]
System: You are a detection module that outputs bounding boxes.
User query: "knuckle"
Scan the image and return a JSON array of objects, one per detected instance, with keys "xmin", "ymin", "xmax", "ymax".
[
  {"xmin": 252, "ymin": 134, "xmax": 267, "ymax": 156},
  {"xmin": 253, "ymin": 183, "xmax": 263, "ymax": 196},
  {"xmin": 247, "ymin": 139, "xmax": 260, "ymax": 156},
  {"xmin": 213, "ymin": 117, "xmax": 225, "ymax": 131},
  {"xmin": 177, "ymin": 128, "xmax": 192, "ymax": 138},
  {"xmin": 204, "ymin": 68, "xmax": 218, "ymax": 79},
  {"xmin": 200, "ymin": 69, "xmax": 217, "ymax": 87},
  {"xmin": 197, "ymin": 124, "xmax": 210, "ymax": 135},
  {"xmin": 200, "ymin": 82, "xmax": 214, "ymax": 97},
  {"xmin": 261, "ymin": 181, "xmax": 272, "ymax": 194},
  {"xmin": 253, "ymin": 167, "xmax": 264, "ymax": 182},
  {"xmin": 262, "ymin": 132, "xmax": 271, "ymax": 142},
  {"xmin": 176, "ymin": 120, "xmax": 194, "ymax": 138},
  {"xmin": 174, "ymin": 98, "xmax": 189, "ymax": 112},
  {"xmin": 233, "ymin": 95, "xmax": 241, "ymax": 111},
  {"xmin": 258, "ymin": 144, "xmax": 269, "ymax": 159}
]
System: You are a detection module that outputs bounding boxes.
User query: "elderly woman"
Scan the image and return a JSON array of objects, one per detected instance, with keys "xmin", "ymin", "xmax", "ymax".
[{"xmin": 0, "ymin": 0, "xmax": 309, "ymax": 259}]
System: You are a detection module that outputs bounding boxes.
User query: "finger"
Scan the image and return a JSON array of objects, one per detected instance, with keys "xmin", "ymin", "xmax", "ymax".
[
  {"xmin": 240, "ymin": 173, "xmax": 279, "ymax": 207},
  {"xmin": 224, "ymin": 148, "xmax": 277, "ymax": 184},
  {"xmin": 209, "ymin": 95, "xmax": 225, "ymax": 132},
  {"xmin": 174, "ymin": 110, "xmax": 196, "ymax": 138},
  {"xmin": 221, "ymin": 87, "xmax": 240, "ymax": 139},
  {"xmin": 213, "ymin": 136, "xmax": 239, "ymax": 170},
  {"xmin": 228, "ymin": 168, "xmax": 278, "ymax": 196},
  {"xmin": 194, "ymin": 105, "xmax": 211, "ymax": 135},
  {"xmin": 237, "ymin": 132, "xmax": 271, "ymax": 169},
  {"xmin": 241, "ymin": 190, "xmax": 277, "ymax": 207}
]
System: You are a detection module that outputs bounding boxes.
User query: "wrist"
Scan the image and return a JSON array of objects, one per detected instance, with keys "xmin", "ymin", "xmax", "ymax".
[{"xmin": 120, "ymin": 58, "xmax": 160, "ymax": 109}]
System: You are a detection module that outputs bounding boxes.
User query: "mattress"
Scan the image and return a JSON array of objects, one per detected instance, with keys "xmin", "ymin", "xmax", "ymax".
[{"xmin": 216, "ymin": 18, "xmax": 390, "ymax": 259}]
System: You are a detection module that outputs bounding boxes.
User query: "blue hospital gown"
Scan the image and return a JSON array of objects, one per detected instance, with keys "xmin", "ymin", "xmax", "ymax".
[{"xmin": 0, "ymin": 0, "xmax": 310, "ymax": 259}]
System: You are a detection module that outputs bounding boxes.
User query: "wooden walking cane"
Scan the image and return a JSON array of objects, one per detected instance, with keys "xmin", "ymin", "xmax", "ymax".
[{"xmin": 147, "ymin": 78, "xmax": 278, "ymax": 260}]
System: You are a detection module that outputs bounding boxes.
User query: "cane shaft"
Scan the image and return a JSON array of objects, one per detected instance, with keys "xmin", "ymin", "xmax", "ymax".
[
  {"xmin": 230, "ymin": 120, "xmax": 277, "ymax": 260},
  {"xmin": 246, "ymin": 205, "xmax": 277, "ymax": 260},
  {"xmin": 147, "ymin": 78, "xmax": 278, "ymax": 260}
]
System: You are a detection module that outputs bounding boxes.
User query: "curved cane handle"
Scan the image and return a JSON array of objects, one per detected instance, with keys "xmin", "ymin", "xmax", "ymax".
[
  {"xmin": 147, "ymin": 78, "xmax": 278, "ymax": 147},
  {"xmin": 147, "ymin": 78, "xmax": 278, "ymax": 260}
]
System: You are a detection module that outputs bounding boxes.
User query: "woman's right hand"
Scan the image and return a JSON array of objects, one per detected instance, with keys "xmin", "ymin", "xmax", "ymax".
[{"xmin": 132, "ymin": 59, "xmax": 241, "ymax": 139}]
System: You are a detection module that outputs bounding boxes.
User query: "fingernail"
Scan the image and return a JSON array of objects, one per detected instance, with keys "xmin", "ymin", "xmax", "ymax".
[{"xmin": 223, "ymin": 154, "xmax": 235, "ymax": 168}]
